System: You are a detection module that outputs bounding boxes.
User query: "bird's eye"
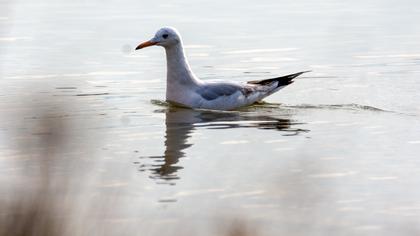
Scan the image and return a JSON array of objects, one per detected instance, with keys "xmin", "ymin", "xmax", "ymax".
[{"xmin": 162, "ymin": 34, "xmax": 169, "ymax": 39}]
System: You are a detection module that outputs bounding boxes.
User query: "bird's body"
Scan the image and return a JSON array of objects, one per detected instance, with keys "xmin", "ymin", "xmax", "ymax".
[{"xmin": 136, "ymin": 27, "xmax": 309, "ymax": 111}]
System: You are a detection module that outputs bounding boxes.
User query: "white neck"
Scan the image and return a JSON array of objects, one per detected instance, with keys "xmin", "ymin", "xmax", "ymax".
[{"xmin": 164, "ymin": 43, "xmax": 200, "ymax": 102}]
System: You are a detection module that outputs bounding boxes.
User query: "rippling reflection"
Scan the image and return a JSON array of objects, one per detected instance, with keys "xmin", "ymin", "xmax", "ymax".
[{"xmin": 137, "ymin": 105, "xmax": 309, "ymax": 184}]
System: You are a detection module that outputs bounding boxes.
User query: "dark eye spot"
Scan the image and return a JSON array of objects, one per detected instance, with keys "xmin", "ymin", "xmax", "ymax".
[{"xmin": 162, "ymin": 34, "xmax": 168, "ymax": 39}]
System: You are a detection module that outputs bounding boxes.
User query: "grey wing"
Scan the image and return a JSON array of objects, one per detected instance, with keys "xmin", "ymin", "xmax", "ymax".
[{"xmin": 196, "ymin": 82, "xmax": 249, "ymax": 101}]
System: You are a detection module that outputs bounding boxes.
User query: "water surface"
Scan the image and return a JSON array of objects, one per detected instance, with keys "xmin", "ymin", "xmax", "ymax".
[{"xmin": 1, "ymin": 0, "xmax": 420, "ymax": 235}]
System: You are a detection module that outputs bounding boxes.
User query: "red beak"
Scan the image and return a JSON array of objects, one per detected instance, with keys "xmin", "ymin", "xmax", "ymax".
[{"xmin": 135, "ymin": 40, "xmax": 157, "ymax": 50}]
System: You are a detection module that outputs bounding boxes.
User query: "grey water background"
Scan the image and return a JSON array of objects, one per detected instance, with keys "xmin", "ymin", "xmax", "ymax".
[{"xmin": 1, "ymin": 0, "xmax": 420, "ymax": 235}]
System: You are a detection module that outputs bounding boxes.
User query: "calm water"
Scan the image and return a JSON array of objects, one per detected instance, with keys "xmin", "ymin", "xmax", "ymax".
[{"xmin": 1, "ymin": 0, "xmax": 420, "ymax": 235}]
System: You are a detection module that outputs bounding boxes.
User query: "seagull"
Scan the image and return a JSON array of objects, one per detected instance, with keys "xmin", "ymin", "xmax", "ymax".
[{"xmin": 135, "ymin": 27, "xmax": 309, "ymax": 111}]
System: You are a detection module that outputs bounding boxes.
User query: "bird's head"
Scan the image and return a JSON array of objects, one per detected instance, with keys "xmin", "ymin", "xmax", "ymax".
[{"xmin": 135, "ymin": 27, "xmax": 181, "ymax": 50}]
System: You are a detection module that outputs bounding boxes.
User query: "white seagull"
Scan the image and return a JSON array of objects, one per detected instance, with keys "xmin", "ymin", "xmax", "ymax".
[{"xmin": 135, "ymin": 27, "xmax": 309, "ymax": 111}]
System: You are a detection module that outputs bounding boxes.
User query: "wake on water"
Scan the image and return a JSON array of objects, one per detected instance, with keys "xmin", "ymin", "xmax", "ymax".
[{"xmin": 151, "ymin": 99, "xmax": 390, "ymax": 113}]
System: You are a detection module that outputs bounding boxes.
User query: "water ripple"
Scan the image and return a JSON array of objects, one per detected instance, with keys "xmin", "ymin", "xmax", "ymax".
[{"xmin": 285, "ymin": 103, "xmax": 389, "ymax": 112}]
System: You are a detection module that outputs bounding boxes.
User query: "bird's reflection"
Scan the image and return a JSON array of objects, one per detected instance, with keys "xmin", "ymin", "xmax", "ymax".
[{"xmin": 137, "ymin": 105, "xmax": 309, "ymax": 184}]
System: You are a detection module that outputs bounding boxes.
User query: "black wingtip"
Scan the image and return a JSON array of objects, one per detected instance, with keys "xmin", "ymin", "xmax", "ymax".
[
  {"xmin": 286, "ymin": 70, "xmax": 312, "ymax": 78},
  {"xmin": 247, "ymin": 70, "xmax": 311, "ymax": 86}
]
